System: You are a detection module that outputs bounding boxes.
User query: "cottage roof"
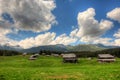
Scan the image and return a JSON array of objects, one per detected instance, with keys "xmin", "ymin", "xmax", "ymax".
[
  {"xmin": 63, "ymin": 53, "xmax": 76, "ymax": 58},
  {"xmin": 98, "ymin": 54, "xmax": 114, "ymax": 58},
  {"xmin": 23, "ymin": 53, "xmax": 27, "ymax": 54}
]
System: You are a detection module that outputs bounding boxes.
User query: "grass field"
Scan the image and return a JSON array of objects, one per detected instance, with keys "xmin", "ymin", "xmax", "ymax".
[{"xmin": 0, "ymin": 55, "xmax": 120, "ymax": 80}]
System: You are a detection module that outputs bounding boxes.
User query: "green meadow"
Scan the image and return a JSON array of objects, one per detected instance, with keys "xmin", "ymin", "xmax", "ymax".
[{"xmin": 0, "ymin": 55, "xmax": 120, "ymax": 80}]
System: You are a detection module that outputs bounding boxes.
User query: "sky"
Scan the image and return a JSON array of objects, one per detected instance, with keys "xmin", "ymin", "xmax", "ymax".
[{"xmin": 0, "ymin": 0, "xmax": 120, "ymax": 49}]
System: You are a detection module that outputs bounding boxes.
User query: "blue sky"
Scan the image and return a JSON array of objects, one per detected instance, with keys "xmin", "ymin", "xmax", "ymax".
[
  {"xmin": 0, "ymin": 0, "xmax": 120, "ymax": 49},
  {"xmin": 52, "ymin": 0, "xmax": 120, "ymax": 36}
]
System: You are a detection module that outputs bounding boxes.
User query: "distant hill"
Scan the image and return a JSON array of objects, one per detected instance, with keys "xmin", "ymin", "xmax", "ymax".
[
  {"xmin": 0, "ymin": 44, "xmax": 119, "ymax": 53},
  {"xmin": 67, "ymin": 44, "xmax": 105, "ymax": 52},
  {"xmin": 22, "ymin": 44, "xmax": 68, "ymax": 53},
  {"xmin": 22, "ymin": 44, "xmax": 119, "ymax": 53},
  {"xmin": 0, "ymin": 45, "xmax": 13, "ymax": 50},
  {"xmin": 95, "ymin": 43, "xmax": 119, "ymax": 49},
  {"xmin": 0, "ymin": 45, "xmax": 22, "ymax": 51}
]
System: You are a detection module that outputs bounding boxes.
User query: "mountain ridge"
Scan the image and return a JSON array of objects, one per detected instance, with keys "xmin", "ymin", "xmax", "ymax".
[{"xmin": 0, "ymin": 44, "xmax": 119, "ymax": 53}]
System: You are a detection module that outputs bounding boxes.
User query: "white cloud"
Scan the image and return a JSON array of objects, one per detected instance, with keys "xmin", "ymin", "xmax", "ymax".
[
  {"xmin": 114, "ymin": 39, "xmax": 120, "ymax": 46},
  {"xmin": 76, "ymin": 8, "xmax": 113, "ymax": 43},
  {"xmin": 107, "ymin": 8, "xmax": 120, "ymax": 23},
  {"xmin": 34, "ymin": 32, "xmax": 56, "ymax": 46},
  {"xmin": 0, "ymin": 29, "xmax": 18, "ymax": 47},
  {"xmin": 93, "ymin": 38, "xmax": 114, "ymax": 46},
  {"xmin": 114, "ymin": 29, "xmax": 120, "ymax": 38},
  {"xmin": 112, "ymin": 29, "xmax": 120, "ymax": 46},
  {"xmin": 51, "ymin": 33, "xmax": 77, "ymax": 45},
  {"xmin": 18, "ymin": 33, "xmax": 77, "ymax": 49},
  {"xmin": 0, "ymin": 6, "xmax": 119, "ymax": 48},
  {"xmin": 92, "ymin": 29, "xmax": 120, "ymax": 47},
  {"xmin": 0, "ymin": 0, "xmax": 59, "ymax": 48},
  {"xmin": 0, "ymin": 0, "xmax": 57, "ymax": 32},
  {"xmin": 70, "ymin": 28, "xmax": 78, "ymax": 38},
  {"xmin": 0, "ymin": 20, "xmax": 77, "ymax": 49},
  {"xmin": 19, "ymin": 32, "xmax": 56, "ymax": 49},
  {"xmin": 0, "ymin": 21, "xmax": 15, "ymax": 46},
  {"xmin": 86, "ymin": 37, "xmax": 120, "ymax": 47}
]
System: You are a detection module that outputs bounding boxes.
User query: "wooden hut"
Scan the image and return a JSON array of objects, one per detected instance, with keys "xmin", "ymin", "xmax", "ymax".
[
  {"xmin": 29, "ymin": 55, "xmax": 37, "ymax": 60},
  {"xmin": 22, "ymin": 52, "xmax": 27, "ymax": 56},
  {"xmin": 60, "ymin": 53, "xmax": 64, "ymax": 57},
  {"xmin": 34, "ymin": 53, "xmax": 39, "ymax": 57},
  {"xmin": 42, "ymin": 53, "xmax": 46, "ymax": 55},
  {"xmin": 51, "ymin": 54, "xmax": 59, "ymax": 57},
  {"xmin": 98, "ymin": 54, "xmax": 115, "ymax": 63},
  {"xmin": 62, "ymin": 53, "xmax": 78, "ymax": 63}
]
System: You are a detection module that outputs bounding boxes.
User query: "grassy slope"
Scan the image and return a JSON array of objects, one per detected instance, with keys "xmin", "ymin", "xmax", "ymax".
[{"xmin": 0, "ymin": 56, "xmax": 120, "ymax": 80}]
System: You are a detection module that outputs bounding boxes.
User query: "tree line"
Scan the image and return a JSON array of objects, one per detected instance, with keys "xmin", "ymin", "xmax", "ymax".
[
  {"xmin": 39, "ymin": 48, "xmax": 120, "ymax": 58},
  {"xmin": 0, "ymin": 50, "xmax": 21, "ymax": 56},
  {"xmin": 0, "ymin": 47, "xmax": 120, "ymax": 57}
]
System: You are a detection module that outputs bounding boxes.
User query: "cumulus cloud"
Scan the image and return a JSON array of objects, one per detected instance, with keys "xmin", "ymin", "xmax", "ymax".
[
  {"xmin": 112, "ymin": 29, "xmax": 120, "ymax": 46},
  {"xmin": 18, "ymin": 33, "xmax": 77, "ymax": 49},
  {"xmin": 75, "ymin": 8, "xmax": 113, "ymax": 42},
  {"xmin": 0, "ymin": 0, "xmax": 57, "ymax": 32},
  {"xmin": 51, "ymin": 33, "xmax": 77, "ymax": 45},
  {"xmin": 19, "ymin": 32, "xmax": 56, "ymax": 49},
  {"xmin": 70, "ymin": 28, "xmax": 78, "ymax": 38},
  {"xmin": 90, "ymin": 29, "xmax": 120, "ymax": 46},
  {"xmin": 0, "ymin": 0, "xmax": 59, "ymax": 48},
  {"xmin": 0, "ymin": 19, "xmax": 77, "ymax": 49},
  {"xmin": 0, "ymin": 6, "xmax": 118, "ymax": 48},
  {"xmin": 107, "ymin": 8, "xmax": 120, "ymax": 23},
  {"xmin": 114, "ymin": 29, "xmax": 120, "ymax": 38},
  {"xmin": 0, "ymin": 29, "xmax": 18, "ymax": 47},
  {"xmin": 0, "ymin": 20, "xmax": 13, "ymax": 45},
  {"xmin": 114, "ymin": 39, "xmax": 120, "ymax": 46},
  {"xmin": 0, "ymin": 20, "xmax": 23, "ymax": 47},
  {"xmin": 93, "ymin": 38, "xmax": 114, "ymax": 46}
]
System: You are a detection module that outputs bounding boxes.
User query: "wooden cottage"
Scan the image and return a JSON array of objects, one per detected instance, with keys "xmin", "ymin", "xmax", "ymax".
[
  {"xmin": 22, "ymin": 53, "xmax": 27, "ymax": 56},
  {"xmin": 98, "ymin": 54, "xmax": 115, "ymax": 63},
  {"xmin": 51, "ymin": 54, "xmax": 59, "ymax": 57},
  {"xmin": 34, "ymin": 53, "xmax": 39, "ymax": 57},
  {"xmin": 29, "ymin": 54, "xmax": 38, "ymax": 60},
  {"xmin": 62, "ymin": 53, "xmax": 78, "ymax": 63}
]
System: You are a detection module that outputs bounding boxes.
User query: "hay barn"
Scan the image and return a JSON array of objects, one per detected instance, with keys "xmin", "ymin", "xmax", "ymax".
[
  {"xmin": 29, "ymin": 55, "xmax": 38, "ymax": 60},
  {"xmin": 98, "ymin": 54, "xmax": 115, "ymax": 63},
  {"xmin": 62, "ymin": 53, "xmax": 78, "ymax": 63}
]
